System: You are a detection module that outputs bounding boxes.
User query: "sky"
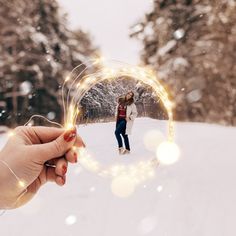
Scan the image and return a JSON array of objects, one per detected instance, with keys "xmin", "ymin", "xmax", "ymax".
[{"xmin": 59, "ymin": 0, "xmax": 152, "ymax": 64}]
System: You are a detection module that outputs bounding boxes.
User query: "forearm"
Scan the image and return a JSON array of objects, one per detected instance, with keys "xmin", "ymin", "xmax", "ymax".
[
  {"xmin": 0, "ymin": 161, "xmax": 11, "ymax": 208},
  {"xmin": 0, "ymin": 156, "xmax": 21, "ymax": 209}
]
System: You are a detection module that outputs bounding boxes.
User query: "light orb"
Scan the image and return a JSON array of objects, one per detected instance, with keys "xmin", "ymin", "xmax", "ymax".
[
  {"xmin": 65, "ymin": 215, "xmax": 77, "ymax": 226},
  {"xmin": 18, "ymin": 180, "xmax": 26, "ymax": 188},
  {"xmin": 8, "ymin": 130, "xmax": 15, "ymax": 137},
  {"xmin": 157, "ymin": 185, "xmax": 163, "ymax": 192},
  {"xmin": 111, "ymin": 175, "xmax": 136, "ymax": 198},
  {"xmin": 156, "ymin": 141, "xmax": 180, "ymax": 165}
]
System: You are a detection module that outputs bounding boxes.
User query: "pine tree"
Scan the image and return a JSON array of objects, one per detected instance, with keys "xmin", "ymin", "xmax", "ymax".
[
  {"xmin": 0, "ymin": 0, "xmax": 96, "ymax": 126},
  {"xmin": 131, "ymin": 0, "xmax": 236, "ymax": 125}
]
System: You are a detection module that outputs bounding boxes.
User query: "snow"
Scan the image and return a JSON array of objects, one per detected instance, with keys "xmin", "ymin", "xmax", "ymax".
[
  {"xmin": 173, "ymin": 28, "xmax": 185, "ymax": 40},
  {"xmin": 0, "ymin": 118, "xmax": 236, "ymax": 236},
  {"xmin": 31, "ymin": 32, "xmax": 48, "ymax": 44},
  {"xmin": 158, "ymin": 40, "xmax": 177, "ymax": 57},
  {"xmin": 173, "ymin": 57, "xmax": 189, "ymax": 70},
  {"xmin": 186, "ymin": 89, "xmax": 202, "ymax": 103}
]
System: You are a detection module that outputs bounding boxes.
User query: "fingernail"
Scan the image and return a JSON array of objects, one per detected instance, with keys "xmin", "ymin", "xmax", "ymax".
[
  {"xmin": 74, "ymin": 152, "xmax": 78, "ymax": 163},
  {"xmin": 64, "ymin": 128, "xmax": 76, "ymax": 142},
  {"xmin": 62, "ymin": 165, "xmax": 67, "ymax": 175}
]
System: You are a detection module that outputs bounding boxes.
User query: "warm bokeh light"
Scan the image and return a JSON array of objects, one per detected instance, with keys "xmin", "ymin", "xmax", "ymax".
[
  {"xmin": 111, "ymin": 175, "xmax": 136, "ymax": 198},
  {"xmin": 156, "ymin": 141, "xmax": 180, "ymax": 165},
  {"xmin": 65, "ymin": 215, "xmax": 77, "ymax": 226},
  {"xmin": 65, "ymin": 76, "xmax": 70, "ymax": 82},
  {"xmin": 65, "ymin": 104, "xmax": 79, "ymax": 130},
  {"xmin": 157, "ymin": 185, "xmax": 163, "ymax": 192},
  {"xmin": 8, "ymin": 130, "xmax": 15, "ymax": 137},
  {"xmin": 18, "ymin": 180, "xmax": 26, "ymax": 188}
]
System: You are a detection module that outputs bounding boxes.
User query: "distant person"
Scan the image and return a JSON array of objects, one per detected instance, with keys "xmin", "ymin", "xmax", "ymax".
[{"xmin": 115, "ymin": 91, "xmax": 138, "ymax": 155}]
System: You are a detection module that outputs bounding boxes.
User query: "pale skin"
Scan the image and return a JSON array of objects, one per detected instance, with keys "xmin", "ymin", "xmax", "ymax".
[
  {"xmin": 125, "ymin": 92, "xmax": 133, "ymax": 101},
  {"xmin": 0, "ymin": 126, "xmax": 85, "ymax": 209}
]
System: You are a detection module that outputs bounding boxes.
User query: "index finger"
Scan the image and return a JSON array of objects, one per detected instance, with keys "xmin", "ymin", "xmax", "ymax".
[{"xmin": 29, "ymin": 126, "xmax": 65, "ymax": 143}]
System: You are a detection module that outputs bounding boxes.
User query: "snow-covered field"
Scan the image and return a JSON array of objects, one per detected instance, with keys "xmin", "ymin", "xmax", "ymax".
[{"xmin": 0, "ymin": 118, "xmax": 236, "ymax": 236}]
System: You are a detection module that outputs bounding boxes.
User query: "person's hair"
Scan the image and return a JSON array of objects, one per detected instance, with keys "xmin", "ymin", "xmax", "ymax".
[
  {"xmin": 125, "ymin": 91, "xmax": 134, "ymax": 105},
  {"xmin": 128, "ymin": 91, "xmax": 134, "ymax": 98},
  {"xmin": 118, "ymin": 96, "xmax": 126, "ymax": 105}
]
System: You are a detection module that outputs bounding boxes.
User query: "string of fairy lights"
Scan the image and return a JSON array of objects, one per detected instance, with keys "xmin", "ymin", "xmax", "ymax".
[
  {"xmin": 63, "ymin": 59, "xmax": 180, "ymax": 196},
  {"xmin": 0, "ymin": 58, "xmax": 180, "ymax": 210}
]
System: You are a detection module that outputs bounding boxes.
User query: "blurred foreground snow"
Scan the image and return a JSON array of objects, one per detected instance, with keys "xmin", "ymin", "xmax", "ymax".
[{"xmin": 0, "ymin": 118, "xmax": 236, "ymax": 236}]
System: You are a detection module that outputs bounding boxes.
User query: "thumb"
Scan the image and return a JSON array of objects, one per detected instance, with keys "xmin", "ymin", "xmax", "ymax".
[{"xmin": 30, "ymin": 127, "xmax": 77, "ymax": 163}]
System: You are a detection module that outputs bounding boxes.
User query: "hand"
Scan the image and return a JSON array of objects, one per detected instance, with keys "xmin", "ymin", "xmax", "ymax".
[{"xmin": 0, "ymin": 126, "xmax": 85, "ymax": 209}]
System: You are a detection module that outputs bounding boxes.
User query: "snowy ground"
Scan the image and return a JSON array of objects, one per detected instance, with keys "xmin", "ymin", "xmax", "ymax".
[{"xmin": 0, "ymin": 118, "xmax": 236, "ymax": 236}]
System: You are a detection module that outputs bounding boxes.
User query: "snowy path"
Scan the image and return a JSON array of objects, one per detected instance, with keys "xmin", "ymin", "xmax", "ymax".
[{"xmin": 0, "ymin": 118, "xmax": 236, "ymax": 236}]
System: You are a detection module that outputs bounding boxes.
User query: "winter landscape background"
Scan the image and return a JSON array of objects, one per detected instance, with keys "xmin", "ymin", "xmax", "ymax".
[
  {"xmin": 0, "ymin": 0, "xmax": 236, "ymax": 235},
  {"xmin": 0, "ymin": 0, "xmax": 235, "ymax": 126}
]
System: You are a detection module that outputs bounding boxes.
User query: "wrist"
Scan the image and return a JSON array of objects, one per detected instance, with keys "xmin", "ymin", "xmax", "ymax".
[
  {"xmin": 0, "ymin": 157, "xmax": 23, "ymax": 209},
  {"xmin": 0, "ymin": 160, "xmax": 11, "ymax": 208}
]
